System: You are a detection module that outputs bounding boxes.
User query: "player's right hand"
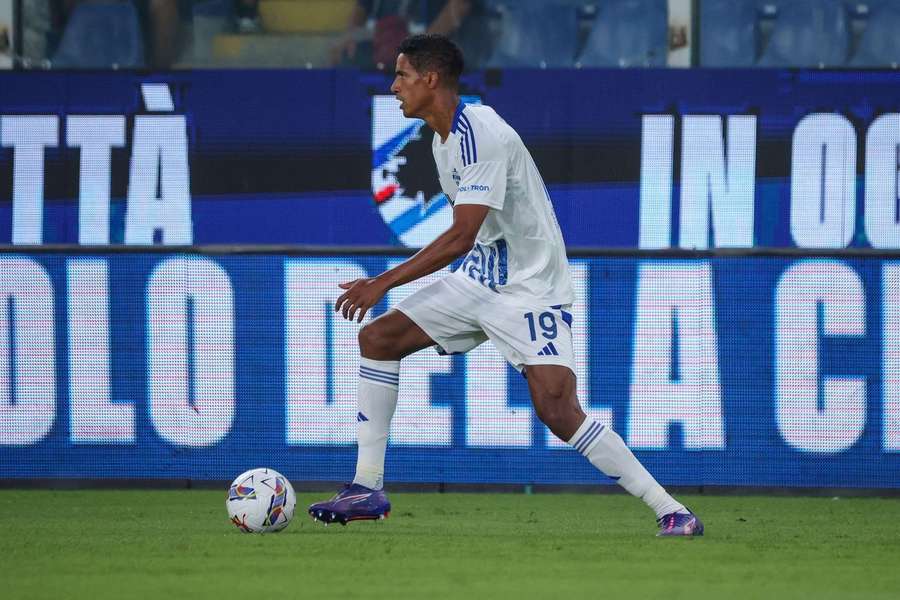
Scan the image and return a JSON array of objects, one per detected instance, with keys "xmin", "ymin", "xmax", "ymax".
[{"xmin": 335, "ymin": 277, "xmax": 389, "ymax": 323}]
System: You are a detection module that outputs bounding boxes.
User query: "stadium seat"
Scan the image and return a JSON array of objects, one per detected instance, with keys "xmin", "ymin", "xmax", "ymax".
[
  {"xmin": 191, "ymin": 0, "xmax": 233, "ymax": 63},
  {"xmin": 757, "ymin": 0, "xmax": 848, "ymax": 67},
  {"xmin": 200, "ymin": 0, "xmax": 351, "ymax": 66},
  {"xmin": 699, "ymin": 0, "xmax": 758, "ymax": 67},
  {"xmin": 577, "ymin": 0, "xmax": 668, "ymax": 68},
  {"xmin": 849, "ymin": 0, "xmax": 900, "ymax": 66},
  {"xmin": 211, "ymin": 33, "xmax": 337, "ymax": 67},
  {"xmin": 192, "ymin": 0, "xmax": 233, "ymax": 19},
  {"xmin": 258, "ymin": 0, "xmax": 355, "ymax": 34},
  {"xmin": 486, "ymin": 1, "xmax": 579, "ymax": 68},
  {"xmin": 52, "ymin": 1, "xmax": 145, "ymax": 68}
]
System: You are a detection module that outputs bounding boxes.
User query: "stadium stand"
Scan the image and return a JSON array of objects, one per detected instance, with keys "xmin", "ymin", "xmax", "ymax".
[
  {"xmin": 485, "ymin": 1, "xmax": 580, "ymax": 68},
  {"xmin": 849, "ymin": 0, "xmax": 900, "ymax": 67},
  {"xmin": 699, "ymin": 0, "xmax": 758, "ymax": 67},
  {"xmin": 26, "ymin": 0, "xmax": 900, "ymax": 70},
  {"xmin": 52, "ymin": 1, "xmax": 145, "ymax": 68},
  {"xmin": 257, "ymin": 0, "xmax": 353, "ymax": 33},
  {"xmin": 577, "ymin": 0, "xmax": 668, "ymax": 67},
  {"xmin": 206, "ymin": 0, "xmax": 354, "ymax": 67},
  {"xmin": 756, "ymin": 0, "xmax": 848, "ymax": 67}
]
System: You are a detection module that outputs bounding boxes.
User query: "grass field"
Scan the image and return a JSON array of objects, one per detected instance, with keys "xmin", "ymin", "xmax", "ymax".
[{"xmin": 4, "ymin": 490, "xmax": 900, "ymax": 599}]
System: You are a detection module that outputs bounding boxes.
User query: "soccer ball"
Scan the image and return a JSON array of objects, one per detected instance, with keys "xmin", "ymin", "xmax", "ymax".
[{"xmin": 226, "ymin": 468, "xmax": 297, "ymax": 533}]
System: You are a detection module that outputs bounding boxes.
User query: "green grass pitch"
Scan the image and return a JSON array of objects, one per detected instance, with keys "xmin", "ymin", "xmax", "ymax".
[{"xmin": 4, "ymin": 490, "xmax": 900, "ymax": 599}]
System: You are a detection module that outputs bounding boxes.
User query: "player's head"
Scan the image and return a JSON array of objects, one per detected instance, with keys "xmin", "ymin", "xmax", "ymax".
[{"xmin": 391, "ymin": 34, "xmax": 464, "ymax": 118}]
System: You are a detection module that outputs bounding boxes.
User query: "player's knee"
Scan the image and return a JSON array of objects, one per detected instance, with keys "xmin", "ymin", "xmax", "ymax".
[
  {"xmin": 356, "ymin": 323, "xmax": 384, "ymax": 359},
  {"xmin": 358, "ymin": 323, "xmax": 393, "ymax": 359}
]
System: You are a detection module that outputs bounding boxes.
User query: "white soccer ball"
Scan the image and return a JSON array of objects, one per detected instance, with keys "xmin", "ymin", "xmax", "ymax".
[{"xmin": 226, "ymin": 468, "xmax": 297, "ymax": 533}]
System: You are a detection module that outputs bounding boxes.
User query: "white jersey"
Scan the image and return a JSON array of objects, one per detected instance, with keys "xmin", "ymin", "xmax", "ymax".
[{"xmin": 431, "ymin": 102, "xmax": 574, "ymax": 306}]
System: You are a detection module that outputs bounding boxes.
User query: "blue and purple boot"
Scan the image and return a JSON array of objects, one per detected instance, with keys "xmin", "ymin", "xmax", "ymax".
[
  {"xmin": 656, "ymin": 510, "xmax": 704, "ymax": 537},
  {"xmin": 308, "ymin": 483, "xmax": 391, "ymax": 526}
]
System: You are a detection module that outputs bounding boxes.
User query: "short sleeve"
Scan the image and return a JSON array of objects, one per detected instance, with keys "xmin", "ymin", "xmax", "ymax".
[
  {"xmin": 454, "ymin": 161, "xmax": 506, "ymax": 210},
  {"xmin": 453, "ymin": 108, "xmax": 508, "ymax": 210}
]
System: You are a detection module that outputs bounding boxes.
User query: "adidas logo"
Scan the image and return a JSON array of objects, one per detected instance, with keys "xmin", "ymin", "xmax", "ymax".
[
  {"xmin": 537, "ymin": 342, "xmax": 559, "ymax": 356},
  {"xmin": 357, "ymin": 412, "xmax": 369, "ymax": 422}
]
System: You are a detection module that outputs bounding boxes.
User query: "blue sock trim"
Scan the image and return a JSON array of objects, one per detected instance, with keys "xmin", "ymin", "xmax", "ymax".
[{"xmin": 574, "ymin": 421, "xmax": 605, "ymax": 454}]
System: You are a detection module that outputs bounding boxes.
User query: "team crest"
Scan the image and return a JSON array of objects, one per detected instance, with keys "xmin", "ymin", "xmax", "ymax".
[{"xmin": 371, "ymin": 95, "xmax": 480, "ymax": 247}]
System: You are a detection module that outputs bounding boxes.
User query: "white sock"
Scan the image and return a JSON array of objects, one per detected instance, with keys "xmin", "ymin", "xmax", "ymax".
[
  {"xmin": 352, "ymin": 358, "xmax": 400, "ymax": 491},
  {"xmin": 569, "ymin": 418, "xmax": 686, "ymax": 519}
]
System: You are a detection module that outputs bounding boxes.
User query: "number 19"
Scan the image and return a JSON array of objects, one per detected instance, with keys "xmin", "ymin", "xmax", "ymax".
[{"xmin": 524, "ymin": 311, "xmax": 557, "ymax": 341}]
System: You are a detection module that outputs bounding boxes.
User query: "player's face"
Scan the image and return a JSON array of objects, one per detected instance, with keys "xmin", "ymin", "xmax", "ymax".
[{"xmin": 391, "ymin": 53, "xmax": 432, "ymax": 119}]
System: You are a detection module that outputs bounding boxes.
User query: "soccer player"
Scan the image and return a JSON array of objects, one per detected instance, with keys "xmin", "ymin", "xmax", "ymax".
[{"xmin": 309, "ymin": 34, "xmax": 703, "ymax": 536}]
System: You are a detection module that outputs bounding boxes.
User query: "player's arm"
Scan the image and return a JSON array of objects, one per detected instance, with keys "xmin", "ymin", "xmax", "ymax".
[
  {"xmin": 335, "ymin": 203, "xmax": 489, "ymax": 322},
  {"xmin": 378, "ymin": 203, "xmax": 489, "ymax": 289}
]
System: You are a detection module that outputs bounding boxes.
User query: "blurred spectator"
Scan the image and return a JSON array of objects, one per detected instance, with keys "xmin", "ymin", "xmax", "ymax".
[
  {"xmin": 19, "ymin": 0, "xmax": 193, "ymax": 68},
  {"xmin": 58, "ymin": 0, "xmax": 185, "ymax": 68},
  {"xmin": 20, "ymin": 1, "xmax": 54, "ymax": 67},
  {"xmin": 0, "ymin": 24, "xmax": 9, "ymax": 58},
  {"xmin": 234, "ymin": 0, "xmax": 260, "ymax": 33},
  {"xmin": 332, "ymin": 0, "xmax": 490, "ymax": 69}
]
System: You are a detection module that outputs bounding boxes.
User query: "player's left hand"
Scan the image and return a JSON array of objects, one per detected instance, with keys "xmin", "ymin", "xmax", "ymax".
[{"xmin": 335, "ymin": 277, "xmax": 390, "ymax": 322}]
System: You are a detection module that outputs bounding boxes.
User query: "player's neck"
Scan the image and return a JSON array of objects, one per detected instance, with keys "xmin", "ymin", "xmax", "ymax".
[{"xmin": 422, "ymin": 93, "xmax": 460, "ymax": 143}]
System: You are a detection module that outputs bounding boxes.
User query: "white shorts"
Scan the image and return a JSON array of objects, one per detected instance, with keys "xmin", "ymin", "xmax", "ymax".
[{"xmin": 394, "ymin": 272, "xmax": 575, "ymax": 373}]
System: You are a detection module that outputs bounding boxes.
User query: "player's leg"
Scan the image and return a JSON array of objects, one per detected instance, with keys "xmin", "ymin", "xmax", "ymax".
[
  {"xmin": 352, "ymin": 309, "xmax": 435, "ymax": 491},
  {"xmin": 309, "ymin": 310, "xmax": 434, "ymax": 525},
  {"xmin": 311, "ymin": 276, "xmax": 486, "ymax": 525},
  {"xmin": 521, "ymin": 363, "xmax": 585, "ymax": 440},
  {"xmin": 525, "ymin": 364, "xmax": 701, "ymax": 535},
  {"xmin": 481, "ymin": 300, "xmax": 702, "ymax": 536}
]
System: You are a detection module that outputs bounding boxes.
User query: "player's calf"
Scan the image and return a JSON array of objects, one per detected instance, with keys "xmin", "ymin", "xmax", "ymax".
[{"xmin": 525, "ymin": 364, "xmax": 586, "ymax": 441}]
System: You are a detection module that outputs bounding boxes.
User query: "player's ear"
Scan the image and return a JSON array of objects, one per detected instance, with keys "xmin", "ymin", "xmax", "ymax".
[{"xmin": 425, "ymin": 71, "xmax": 440, "ymax": 89}]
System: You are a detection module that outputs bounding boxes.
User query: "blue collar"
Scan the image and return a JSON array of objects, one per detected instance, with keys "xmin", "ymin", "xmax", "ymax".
[{"xmin": 450, "ymin": 100, "xmax": 466, "ymax": 134}]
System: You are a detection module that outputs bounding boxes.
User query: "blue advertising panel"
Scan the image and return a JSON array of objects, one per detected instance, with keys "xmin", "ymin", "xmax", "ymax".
[
  {"xmin": 1, "ymin": 70, "xmax": 900, "ymax": 248},
  {"xmin": 0, "ymin": 250, "xmax": 898, "ymax": 487}
]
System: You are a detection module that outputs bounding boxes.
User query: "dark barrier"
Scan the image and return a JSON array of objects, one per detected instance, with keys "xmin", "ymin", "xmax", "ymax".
[
  {"xmin": 1, "ymin": 70, "xmax": 900, "ymax": 248},
  {"xmin": 0, "ymin": 248, "xmax": 898, "ymax": 488}
]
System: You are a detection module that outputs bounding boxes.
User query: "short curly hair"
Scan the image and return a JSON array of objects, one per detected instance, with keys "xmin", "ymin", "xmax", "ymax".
[{"xmin": 397, "ymin": 34, "xmax": 464, "ymax": 88}]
